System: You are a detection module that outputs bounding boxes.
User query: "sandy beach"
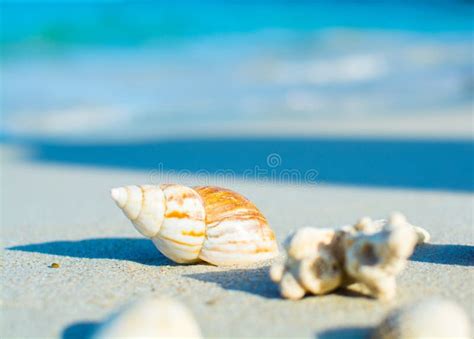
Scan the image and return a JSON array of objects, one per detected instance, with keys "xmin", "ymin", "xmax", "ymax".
[
  {"xmin": 2, "ymin": 1, "xmax": 473, "ymax": 337},
  {"xmin": 2, "ymin": 144, "xmax": 473, "ymax": 338}
]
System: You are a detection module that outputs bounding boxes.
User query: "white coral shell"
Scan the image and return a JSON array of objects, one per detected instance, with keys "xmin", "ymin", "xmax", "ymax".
[
  {"xmin": 111, "ymin": 184, "xmax": 279, "ymax": 266},
  {"xmin": 270, "ymin": 213, "xmax": 429, "ymax": 300},
  {"xmin": 93, "ymin": 298, "xmax": 202, "ymax": 338},
  {"xmin": 270, "ymin": 227, "xmax": 343, "ymax": 299}
]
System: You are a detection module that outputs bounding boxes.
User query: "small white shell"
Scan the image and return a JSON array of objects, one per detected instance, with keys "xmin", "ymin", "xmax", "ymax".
[
  {"xmin": 112, "ymin": 184, "xmax": 279, "ymax": 265},
  {"xmin": 374, "ymin": 297, "xmax": 471, "ymax": 339},
  {"xmin": 93, "ymin": 298, "xmax": 202, "ymax": 338}
]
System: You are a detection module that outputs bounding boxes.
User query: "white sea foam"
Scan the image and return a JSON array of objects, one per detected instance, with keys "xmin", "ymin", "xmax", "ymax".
[
  {"xmin": 273, "ymin": 54, "xmax": 387, "ymax": 86},
  {"xmin": 2, "ymin": 29, "xmax": 472, "ymax": 140}
]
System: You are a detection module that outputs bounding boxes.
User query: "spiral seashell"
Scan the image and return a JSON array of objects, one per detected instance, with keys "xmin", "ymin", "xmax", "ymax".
[{"xmin": 111, "ymin": 184, "xmax": 279, "ymax": 266}]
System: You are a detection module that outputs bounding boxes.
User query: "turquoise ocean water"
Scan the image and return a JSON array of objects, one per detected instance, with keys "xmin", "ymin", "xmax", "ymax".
[{"xmin": 1, "ymin": 1, "xmax": 473, "ymax": 140}]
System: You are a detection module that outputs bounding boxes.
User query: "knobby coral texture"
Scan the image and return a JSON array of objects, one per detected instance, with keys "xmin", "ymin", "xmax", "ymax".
[{"xmin": 270, "ymin": 213, "xmax": 429, "ymax": 300}]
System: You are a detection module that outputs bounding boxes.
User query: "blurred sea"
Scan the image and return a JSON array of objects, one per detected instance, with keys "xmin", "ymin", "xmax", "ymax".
[{"xmin": 1, "ymin": 1, "xmax": 473, "ymax": 141}]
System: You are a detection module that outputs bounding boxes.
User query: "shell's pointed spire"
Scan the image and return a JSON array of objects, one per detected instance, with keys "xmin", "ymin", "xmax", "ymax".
[
  {"xmin": 111, "ymin": 185, "xmax": 165, "ymax": 239},
  {"xmin": 111, "ymin": 187, "xmax": 127, "ymax": 208}
]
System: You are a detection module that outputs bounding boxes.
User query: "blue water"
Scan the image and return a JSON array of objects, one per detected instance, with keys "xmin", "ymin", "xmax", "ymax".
[
  {"xmin": 2, "ymin": 1, "xmax": 472, "ymax": 50},
  {"xmin": 1, "ymin": 1, "xmax": 473, "ymax": 140}
]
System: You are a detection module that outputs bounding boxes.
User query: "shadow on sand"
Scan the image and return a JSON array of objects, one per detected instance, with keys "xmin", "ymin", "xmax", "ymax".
[
  {"xmin": 410, "ymin": 243, "xmax": 474, "ymax": 266},
  {"xmin": 22, "ymin": 137, "xmax": 474, "ymax": 192},
  {"xmin": 185, "ymin": 266, "xmax": 280, "ymax": 299},
  {"xmin": 316, "ymin": 326, "xmax": 372, "ymax": 339},
  {"xmin": 186, "ymin": 268, "xmax": 370, "ymax": 300},
  {"xmin": 62, "ymin": 321, "xmax": 98, "ymax": 339},
  {"xmin": 7, "ymin": 237, "xmax": 174, "ymax": 266}
]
